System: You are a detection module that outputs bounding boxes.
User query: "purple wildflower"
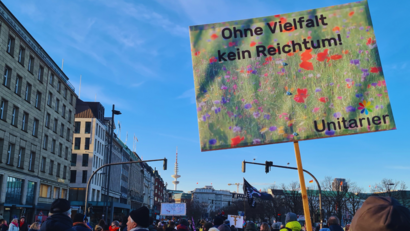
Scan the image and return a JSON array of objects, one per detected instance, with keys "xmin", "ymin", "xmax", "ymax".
[
  {"xmin": 269, "ymin": 126, "xmax": 277, "ymax": 131},
  {"xmin": 221, "ymin": 85, "xmax": 228, "ymax": 90},
  {"xmin": 197, "ymin": 107, "xmax": 202, "ymax": 112},
  {"xmin": 264, "ymin": 114, "xmax": 271, "ymax": 120},
  {"xmin": 221, "ymin": 97, "xmax": 227, "ymax": 104},
  {"xmin": 346, "ymin": 106, "xmax": 356, "ymax": 112},
  {"xmin": 253, "ymin": 112, "xmax": 260, "ymax": 118},
  {"xmin": 345, "ymin": 78, "xmax": 353, "ymax": 82},
  {"xmin": 214, "ymin": 100, "xmax": 220, "ymax": 104},
  {"xmin": 371, "ymin": 83, "xmax": 377, "ymax": 87},
  {"xmin": 325, "ymin": 130, "xmax": 335, "ymax": 136},
  {"xmin": 315, "ymin": 88, "xmax": 321, "ymax": 92},
  {"xmin": 330, "ymin": 82, "xmax": 334, "ymax": 86},
  {"xmin": 233, "ymin": 126, "xmax": 241, "ymax": 133},
  {"xmin": 252, "ymin": 70, "xmax": 257, "ymax": 74},
  {"xmin": 222, "ymin": 66, "xmax": 227, "ymax": 71},
  {"xmin": 350, "ymin": 59, "xmax": 360, "ymax": 66},
  {"xmin": 244, "ymin": 104, "xmax": 252, "ymax": 109},
  {"xmin": 253, "ymin": 139, "xmax": 261, "ymax": 144},
  {"xmin": 333, "ymin": 112, "xmax": 342, "ymax": 118},
  {"xmin": 214, "ymin": 107, "xmax": 221, "ymax": 114},
  {"xmin": 209, "ymin": 139, "xmax": 217, "ymax": 145}
]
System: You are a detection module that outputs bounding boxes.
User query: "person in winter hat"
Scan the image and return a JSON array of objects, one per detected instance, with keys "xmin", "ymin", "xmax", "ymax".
[
  {"xmin": 110, "ymin": 221, "xmax": 120, "ymax": 231},
  {"xmin": 127, "ymin": 206, "xmax": 150, "ymax": 231},
  {"xmin": 350, "ymin": 196, "xmax": 410, "ymax": 231},
  {"xmin": 9, "ymin": 218, "xmax": 19, "ymax": 231},
  {"xmin": 244, "ymin": 222, "xmax": 256, "ymax": 231},
  {"xmin": 40, "ymin": 198, "xmax": 74, "ymax": 231},
  {"xmin": 279, "ymin": 213, "xmax": 301, "ymax": 231},
  {"xmin": 217, "ymin": 224, "xmax": 230, "ymax": 231},
  {"xmin": 318, "ymin": 216, "xmax": 343, "ymax": 231},
  {"xmin": 177, "ymin": 219, "xmax": 189, "ymax": 231},
  {"xmin": 72, "ymin": 213, "xmax": 91, "ymax": 231},
  {"xmin": 19, "ymin": 216, "xmax": 28, "ymax": 231}
]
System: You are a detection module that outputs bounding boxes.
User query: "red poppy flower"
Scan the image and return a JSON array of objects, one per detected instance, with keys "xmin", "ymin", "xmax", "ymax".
[
  {"xmin": 317, "ymin": 49, "xmax": 329, "ymax": 62},
  {"xmin": 250, "ymin": 41, "xmax": 256, "ymax": 47},
  {"xmin": 333, "ymin": 26, "xmax": 340, "ymax": 32},
  {"xmin": 294, "ymin": 88, "xmax": 309, "ymax": 103},
  {"xmin": 228, "ymin": 42, "xmax": 236, "ymax": 47},
  {"xmin": 300, "ymin": 49, "xmax": 312, "ymax": 61},
  {"xmin": 330, "ymin": 54, "xmax": 342, "ymax": 60},
  {"xmin": 348, "ymin": 11, "xmax": 354, "ymax": 16},
  {"xmin": 319, "ymin": 97, "xmax": 328, "ymax": 103},
  {"xmin": 274, "ymin": 15, "xmax": 281, "ymax": 18},
  {"xmin": 231, "ymin": 136, "xmax": 245, "ymax": 147},
  {"xmin": 287, "ymin": 52, "xmax": 294, "ymax": 56},
  {"xmin": 267, "ymin": 45, "xmax": 274, "ymax": 48},
  {"xmin": 211, "ymin": 34, "xmax": 218, "ymax": 40},
  {"xmin": 299, "ymin": 61, "xmax": 314, "ymax": 70},
  {"xmin": 194, "ymin": 51, "xmax": 200, "ymax": 56},
  {"xmin": 342, "ymin": 50, "xmax": 349, "ymax": 54},
  {"xmin": 265, "ymin": 57, "xmax": 272, "ymax": 61},
  {"xmin": 280, "ymin": 17, "xmax": 287, "ymax": 23},
  {"xmin": 370, "ymin": 67, "xmax": 382, "ymax": 73},
  {"xmin": 366, "ymin": 38, "xmax": 376, "ymax": 46}
]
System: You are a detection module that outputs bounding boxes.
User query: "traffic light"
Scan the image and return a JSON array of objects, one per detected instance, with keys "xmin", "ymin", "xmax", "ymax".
[
  {"xmin": 163, "ymin": 158, "xmax": 167, "ymax": 170},
  {"xmin": 242, "ymin": 161, "xmax": 246, "ymax": 173},
  {"xmin": 265, "ymin": 161, "xmax": 273, "ymax": 173}
]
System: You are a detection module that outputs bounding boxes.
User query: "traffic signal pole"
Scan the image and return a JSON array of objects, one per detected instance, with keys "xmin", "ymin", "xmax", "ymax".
[
  {"xmin": 242, "ymin": 159, "xmax": 322, "ymax": 229},
  {"xmin": 84, "ymin": 158, "xmax": 167, "ymax": 219}
]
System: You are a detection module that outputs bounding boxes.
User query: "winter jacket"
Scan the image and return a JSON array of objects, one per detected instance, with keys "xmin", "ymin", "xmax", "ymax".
[
  {"xmin": 176, "ymin": 225, "xmax": 188, "ymax": 231},
  {"xmin": 19, "ymin": 222, "xmax": 28, "ymax": 231},
  {"xmin": 72, "ymin": 222, "xmax": 91, "ymax": 231},
  {"xmin": 8, "ymin": 222, "xmax": 19, "ymax": 231},
  {"xmin": 328, "ymin": 225, "xmax": 343, "ymax": 231},
  {"xmin": 1, "ymin": 224, "xmax": 8, "ymax": 231},
  {"xmin": 279, "ymin": 221, "xmax": 301, "ymax": 231},
  {"xmin": 109, "ymin": 227, "xmax": 120, "ymax": 231},
  {"xmin": 39, "ymin": 213, "xmax": 74, "ymax": 231}
]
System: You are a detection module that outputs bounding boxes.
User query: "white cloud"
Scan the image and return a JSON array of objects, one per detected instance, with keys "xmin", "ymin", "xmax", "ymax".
[{"xmin": 177, "ymin": 88, "xmax": 196, "ymax": 104}]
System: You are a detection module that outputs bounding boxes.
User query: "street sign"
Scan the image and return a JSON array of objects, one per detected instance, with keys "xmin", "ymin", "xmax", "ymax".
[{"xmin": 189, "ymin": 0, "xmax": 395, "ymax": 151}]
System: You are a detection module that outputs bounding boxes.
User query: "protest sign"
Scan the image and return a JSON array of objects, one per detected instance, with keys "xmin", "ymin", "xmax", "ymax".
[
  {"xmin": 160, "ymin": 203, "xmax": 186, "ymax": 216},
  {"xmin": 189, "ymin": 0, "xmax": 395, "ymax": 151},
  {"xmin": 228, "ymin": 215, "xmax": 244, "ymax": 228}
]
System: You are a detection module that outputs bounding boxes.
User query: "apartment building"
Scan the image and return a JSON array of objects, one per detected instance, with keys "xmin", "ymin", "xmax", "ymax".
[{"xmin": 0, "ymin": 1, "xmax": 77, "ymax": 223}]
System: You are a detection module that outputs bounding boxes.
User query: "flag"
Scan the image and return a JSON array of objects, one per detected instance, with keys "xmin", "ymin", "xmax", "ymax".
[
  {"xmin": 340, "ymin": 181, "xmax": 343, "ymax": 186},
  {"xmin": 309, "ymin": 180, "xmax": 314, "ymax": 183},
  {"xmin": 243, "ymin": 178, "xmax": 273, "ymax": 208}
]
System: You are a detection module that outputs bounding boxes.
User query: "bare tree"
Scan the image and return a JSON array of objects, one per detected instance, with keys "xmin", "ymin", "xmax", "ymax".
[
  {"xmin": 306, "ymin": 186, "xmax": 320, "ymax": 223},
  {"xmin": 282, "ymin": 181, "xmax": 303, "ymax": 215},
  {"xmin": 346, "ymin": 183, "xmax": 363, "ymax": 218},
  {"xmin": 371, "ymin": 178, "xmax": 402, "ymax": 194},
  {"xmin": 321, "ymin": 176, "xmax": 350, "ymax": 221}
]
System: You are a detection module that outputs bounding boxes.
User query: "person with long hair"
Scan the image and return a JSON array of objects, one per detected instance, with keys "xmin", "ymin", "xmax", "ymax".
[
  {"xmin": 259, "ymin": 223, "xmax": 269, "ymax": 231},
  {"xmin": 0, "ymin": 219, "xmax": 8, "ymax": 231}
]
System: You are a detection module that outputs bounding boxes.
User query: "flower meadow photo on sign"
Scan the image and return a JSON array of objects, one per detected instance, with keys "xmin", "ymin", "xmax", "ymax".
[{"xmin": 189, "ymin": 0, "xmax": 396, "ymax": 151}]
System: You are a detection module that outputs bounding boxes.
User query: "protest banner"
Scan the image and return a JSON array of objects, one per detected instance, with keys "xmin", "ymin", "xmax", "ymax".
[
  {"xmin": 228, "ymin": 215, "xmax": 244, "ymax": 228},
  {"xmin": 189, "ymin": 0, "xmax": 395, "ymax": 152},
  {"xmin": 160, "ymin": 203, "xmax": 186, "ymax": 216}
]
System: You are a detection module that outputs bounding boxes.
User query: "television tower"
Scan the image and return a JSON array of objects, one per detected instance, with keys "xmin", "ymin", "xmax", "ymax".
[{"xmin": 171, "ymin": 147, "xmax": 181, "ymax": 190}]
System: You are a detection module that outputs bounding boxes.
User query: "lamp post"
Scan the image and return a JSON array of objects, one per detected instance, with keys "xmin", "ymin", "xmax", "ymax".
[
  {"xmin": 104, "ymin": 105, "xmax": 121, "ymax": 222},
  {"xmin": 387, "ymin": 183, "xmax": 395, "ymax": 197}
]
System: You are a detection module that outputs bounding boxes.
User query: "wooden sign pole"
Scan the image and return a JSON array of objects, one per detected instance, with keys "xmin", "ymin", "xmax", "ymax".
[{"xmin": 294, "ymin": 141, "xmax": 313, "ymax": 231}]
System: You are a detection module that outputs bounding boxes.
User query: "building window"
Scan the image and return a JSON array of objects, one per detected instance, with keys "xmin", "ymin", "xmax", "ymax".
[
  {"xmin": 18, "ymin": 46, "xmax": 25, "ymax": 64},
  {"xmin": 82, "ymin": 170, "xmax": 88, "ymax": 183},
  {"xmin": 68, "ymin": 110, "xmax": 72, "ymax": 122},
  {"xmin": 0, "ymin": 99, "xmax": 7, "ymax": 120},
  {"xmin": 57, "ymin": 81, "xmax": 61, "ymax": 93},
  {"xmin": 64, "ymin": 88, "xmax": 67, "ymax": 99},
  {"xmin": 49, "ymin": 160, "xmax": 54, "ymax": 175},
  {"xmin": 26, "ymin": 181, "xmax": 36, "ymax": 205},
  {"xmin": 55, "ymin": 99, "xmax": 60, "ymax": 113},
  {"xmin": 3, "ymin": 66, "xmax": 11, "ymax": 88},
  {"xmin": 6, "ymin": 143, "xmax": 15, "ymax": 165},
  {"xmin": 38, "ymin": 66, "xmax": 44, "ymax": 82},
  {"xmin": 5, "ymin": 177, "xmax": 23, "ymax": 204},
  {"xmin": 60, "ymin": 123, "xmax": 65, "ymax": 137},
  {"xmin": 17, "ymin": 148, "xmax": 25, "ymax": 167},
  {"xmin": 40, "ymin": 184, "xmax": 51, "ymax": 198},
  {"xmin": 75, "ymin": 122, "xmax": 80, "ymax": 133},
  {"xmin": 32, "ymin": 118, "xmax": 39, "ymax": 136},
  {"xmin": 25, "ymin": 83, "xmax": 32, "ymax": 102},
  {"xmin": 56, "ymin": 163, "xmax": 61, "ymax": 177},
  {"xmin": 6, "ymin": 36, "xmax": 15, "ymax": 55},
  {"xmin": 74, "ymin": 138, "xmax": 81, "ymax": 150},
  {"xmin": 82, "ymin": 154, "xmax": 89, "ymax": 166},
  {"xmin": 70, "ymin": 94, "xmax": 73, "ymax": 105},
  {"xmin": 63, "ymin": 166, "xmax": 67, "ymax": 179},
  {"xmin": 45, "ymin": 113, "xmax": 50, "ymax": 128},
  {"xmin": 65, "ymin": 147, "xmax": 68, "ymax": 159},
  {"xmin": 71, "ymin": 154, "xmax": 77, "ymax": 166},
  {"xmin": 62, "ymin": 105, "xmax": 66, "ymax": 118},
  {"xmin": 58, "ymin": 143, "xmax": 63, "ymax": 157},
  {"xmin": 49, "ymin": 74, "xmax": 54, "ymax": 86},
  {"xmin": 47, "ymin": 92, "xmax": 52, "ymax": 107},
  {"xmin": 43, "ymin": 135, "xmax": 48, "ymax": 150},
  {"xmin": 28, "ymin": 152, "xmax": 35, "ymax": 171},
  {"xmin": 14, "ymin": 75, "xmax": 22, "ymax": 95},
  {"xmin": 28, "ymin": 56, "xmax": 34, "ymax": 73},
  {"xmin": 66, "ymin": 128, "xmax": 70, "ymax": 141},
  {"xmin": 21, "ymin": 112, "xmax": 28, "ymax": 131},
  {"xmin": 85, "ymin": 122, "xmax": 91, "ymax": 134},
  {"xmin": 35, "ymin": 91, "xmax": 41, "ymax": 109},
  {"xmin": 70, "ymin": 170, "xmax": 76, "ymax": 183},
  {"xmin": 53, "ymin": 118, "xmax": 58, "ymax": 133},
  {"xmin": 41, "ymin": 156, "xmax": 46, "ymax": 172},
  {"xmin": 51, "ymin": 139, "xmax": 56, "ymax": 153},
  {"xmin": 11, "ymin": 106, "xmax": 19, "ymax": 126},
  {"xmin": 85, "ymin": 138, "xmax": 90, "ymax": 150}
]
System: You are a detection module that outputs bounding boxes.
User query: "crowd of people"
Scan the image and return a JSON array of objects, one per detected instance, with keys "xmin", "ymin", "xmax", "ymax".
[{"xmin": 1, "ymin": 196, "xmax": 409, "ymax": 231}]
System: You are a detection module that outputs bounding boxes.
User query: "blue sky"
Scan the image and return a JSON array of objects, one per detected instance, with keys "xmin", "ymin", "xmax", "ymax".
[{"xmin": 6, "ymin": 0, "xmax": 410, "ymax": 193}]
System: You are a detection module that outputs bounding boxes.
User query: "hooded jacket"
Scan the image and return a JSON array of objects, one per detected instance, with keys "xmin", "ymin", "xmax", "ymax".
[
  {"xmin": 39, "ymin": 213, "xmax": 74, "ymax": 231},
  {"xmin": 279, "ymin": 221, "xmax": 301, "ymax": 231}
]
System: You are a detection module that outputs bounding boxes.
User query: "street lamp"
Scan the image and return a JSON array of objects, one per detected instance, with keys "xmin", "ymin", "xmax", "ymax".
[
  {"xmin": 387, "ymin": 183, "xmax": 394, "ymax": 197},
  {"xmin": 104, "ymin": 105, "xmax": 121, "ymax": 222}
]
